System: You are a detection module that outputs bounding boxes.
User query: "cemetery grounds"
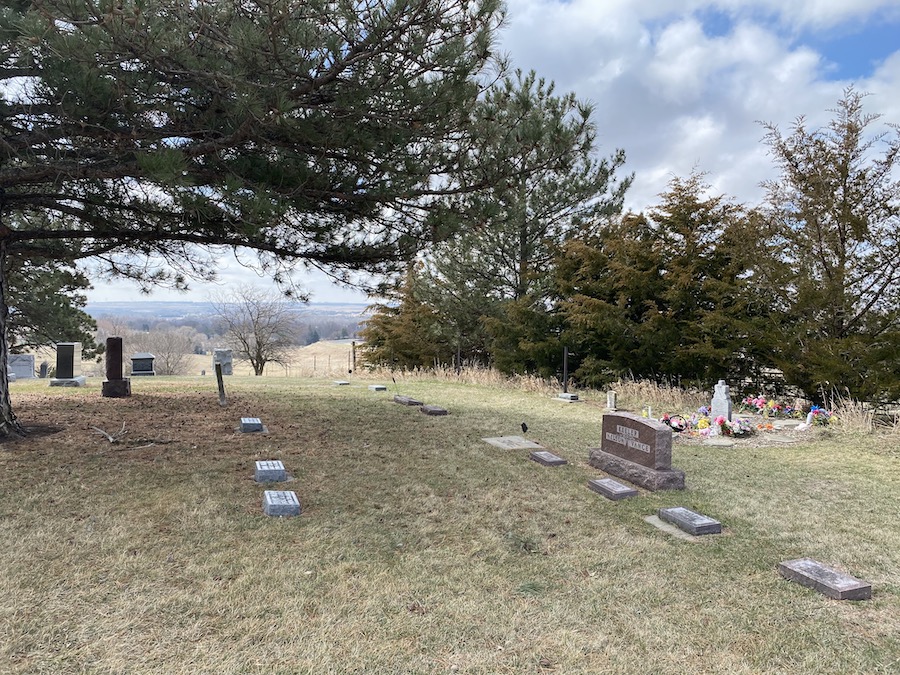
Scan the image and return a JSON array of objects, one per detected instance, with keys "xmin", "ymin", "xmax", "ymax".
[{"xmin": 0, "ymin": 373, "xmax": 898, "ymax": 674}]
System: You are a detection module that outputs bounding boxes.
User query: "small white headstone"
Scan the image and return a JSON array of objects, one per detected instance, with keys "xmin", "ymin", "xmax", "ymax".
[
  {"xmin": 711, "ymin": 380, "xmax": 732, "ymax": 422},
  {"xmin": 263, "ymin": 490, "xmax": 301, "ymax": 517},
  {"xmin": 240, "ymin": 417, "xmax": 264, "ymax": 433},
  {"xmin": 255, "ymin": 460, "xmax": 287, "ymax": 483}
]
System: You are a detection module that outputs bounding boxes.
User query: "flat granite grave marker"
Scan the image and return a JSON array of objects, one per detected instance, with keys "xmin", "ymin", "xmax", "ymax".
[
  {"xmin": 778, "ymin": 558, "xmax": 872, "ymax": 600},
  {"xmin": 394, "ymin": 395, "xmax": 423, "ymax": 406},
  {"xmin": 530, "ymin": 450, "xmax": 567, "ymax": 466},
  {"xmin": 588, "ymin": 412, "xmax": 685, "ymax": 491},
  {"xmin": 263, "ymin": 490, "xmax": 301, "ymax": 517},
  {"xmin": 557, "ymin": 392, "xmax": 579, "ymax": 402},
  {"xmin": 420, "ymin": 404, "xmax": 448, "ymax": 416},
  {"xmin": 658, "ymin": 507, "xmax": 721, "ymax": 535},
  {"xmin": 482, "ymin": 436, "xmax": 544, "ymax": 450},
  {"xmin": 588, "ymin": 478, "xmax": 638, "ymax": 501},
  {"xmin": 50, "ymin": 342, "xmax": 86, "ymax": 387},
  {"xmin": 240, "ymin": 417, "xmax": 264, "ymax": 433},
  {"xmin": 255, "ymin": 460, "xmax": 287, "ymax": 483},
  {"xmin": 333, "ymin": 380, "xmax": 350, "ymax": 386},
  {"xmin": 368, "ymin": 384, "xmax": 387, "ymax": 391}
]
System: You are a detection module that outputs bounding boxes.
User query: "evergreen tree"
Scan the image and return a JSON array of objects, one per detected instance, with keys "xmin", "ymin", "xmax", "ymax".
[
  {"xmin": 557, "ymin": 174, "xmax": 761, "ymax": 386},
  {"xmin": 0, "ymin": 0, "xmax": 506, "ymax": 434},
  {"xmin": 759, "ymin": 89, "xmax": 900, "ymax": 401}
]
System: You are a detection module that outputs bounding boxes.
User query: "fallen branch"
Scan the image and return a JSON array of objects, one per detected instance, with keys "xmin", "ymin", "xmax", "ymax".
[{"xmin": 92, "ymin": 422, "xmax": 128, "ymax": 443}]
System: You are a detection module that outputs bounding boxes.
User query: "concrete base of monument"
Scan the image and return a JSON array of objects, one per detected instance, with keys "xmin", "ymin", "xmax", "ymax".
[
  {"xmin": 50, "ymin": 376, "xmax": 87, "ymax": 387},
  {"xmin": 587, "ymin": 448, "xmax": 685, "ymax": 491},
  {"xmin": 102, "ymin": 379, "xmax": 132, "ymax": 398}
]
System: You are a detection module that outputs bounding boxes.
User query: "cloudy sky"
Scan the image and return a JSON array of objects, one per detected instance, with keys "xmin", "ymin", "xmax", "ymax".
[{"xmin": 86, "ymin": 0, "xmax": 900, "ymax": 304}]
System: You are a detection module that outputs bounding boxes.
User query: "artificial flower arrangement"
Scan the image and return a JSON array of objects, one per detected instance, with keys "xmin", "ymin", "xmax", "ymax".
[
  {"xmin": 809, "ymin": 405, "xmax": 833, "ymax": 426},
  {"xmin": 713, "ymin": 415, "xmax": 754, "ymax": 437},
  {"xmin": 740, "ymin": 395, "xmax": 801, "ymax": 418},
  {"xmin": 660, "ymin": 407, "xmax": 753, "ymax": 437}
]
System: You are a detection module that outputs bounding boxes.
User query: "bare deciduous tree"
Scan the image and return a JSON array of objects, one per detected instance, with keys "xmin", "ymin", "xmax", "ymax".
[{"xmin": 210, "ymin": 287, "xmax": 299, "ymax": 376}]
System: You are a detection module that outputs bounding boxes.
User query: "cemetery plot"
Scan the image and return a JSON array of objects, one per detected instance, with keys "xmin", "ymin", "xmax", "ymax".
[{"xmin": 482, "ymin": 436, "xmax": 544, "ymax": 450}]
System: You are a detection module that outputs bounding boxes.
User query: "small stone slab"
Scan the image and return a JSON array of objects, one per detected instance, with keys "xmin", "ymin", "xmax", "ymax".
[
  {"xmin": 393, "ymin": 395, "xmax": 423, "ymax": 406},
  {"xmin": 557, "ymin": 392, "xmax": 579, "ymax": 401},
  {"xmin": 333, "ymin": 380, "xmax": 350, "ymax": 386},
  {"xmin": 240, "ymin": 417, "xmax": 264, "ymax": 433},
  {"xmin": 530, "ymin": 450, "xmax": 567, "ymax": 467},
  {"xmin": 658, "ymin": 507, "xmax": 721, "ymax": 535},
  {"xmin": 255, "ymin": 460, "xmax": 287, "ymax": 483},
  {"xmin": 588, "ymin": 478, "xmax": 638, "ymax": 501},
  {"xmin": 778, "ymin": 558, "xmax": 872, "ymax": 600},
  {"xmin": 263, "ymin": 490, "xmax": 301, "ymax": 517},
  {"xmin": 420, "ymin": 404, "xmax": 448, "ymax": 416},
  {"xmin": 368, "ymin": 384, "xmax": 387, "ymax": 391},
  {"xmin": 482, "ymin": 436, "xmax": 544, "ymax": 450}
]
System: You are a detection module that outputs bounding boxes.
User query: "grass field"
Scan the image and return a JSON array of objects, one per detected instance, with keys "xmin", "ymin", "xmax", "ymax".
[{"xmin": 1, "ymin": 374, "xmax": 898, "ymax": 674}]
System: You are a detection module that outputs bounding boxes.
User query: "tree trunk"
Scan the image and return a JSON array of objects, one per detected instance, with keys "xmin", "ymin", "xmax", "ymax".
[{"xmin": 0, "ymin": 235, "xmax": 24, "ymax": 437}]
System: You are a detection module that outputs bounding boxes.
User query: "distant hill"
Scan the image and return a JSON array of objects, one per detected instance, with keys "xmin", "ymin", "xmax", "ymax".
[{"xmin": 84, "ymin": 301, "xmax": 371, "ymax": 321}]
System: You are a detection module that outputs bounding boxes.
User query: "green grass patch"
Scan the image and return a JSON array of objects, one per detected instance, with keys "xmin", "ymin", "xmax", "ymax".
[{"xmin": 1, "ymin": 376, "xmax": 898, "ymax": 673}]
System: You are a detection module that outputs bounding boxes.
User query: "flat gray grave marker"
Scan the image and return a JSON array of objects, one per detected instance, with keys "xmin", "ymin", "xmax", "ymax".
[
  {"xmin": 368, "ymin": 384, "xmax": 387, "ymax": 391},
  {"xmin": 255, "ymin": 460, "xmax": 287, "ymax": 483},
  {"xmin": 240, "ymin": 417, "xmax": 264, "ymax": 433},
  {"xmin": 530, "ymin": 450, "xmax": 567, "ymax": 467},
  {"xmin": 482, "ymin": 436, "xmax": 544, "ymax": 450},
  {"xmin": 263, "ymin": 490, "xmax": 301, "ymax": 517},
  {"xmin": 778, "ymin": 558, "xmax": 871, "ymax": 600},
  {"xmin": 703, "ymin": 437, "xmax": 735, "ymax": 448},
  {"xmin": 557, "ymin": 392, "xmax": 579, "ymax": 401},
  {"xmin": 420, "ymin": 404, "xmax": 448, "ymax": 416},
  {"xmin": 394, "ymin": 395, "xmax": 423, "ymax": 406},
  {"xmin": 588, "ymin": 478, "xmax": 638, "ymax": 501},
  {"xmin": 333, "ymin": 380, "xmax": 351, "ymax": 386},
  {"xmin": 658, "ymin": 507, "xmax": 721, "ymax": 535}
]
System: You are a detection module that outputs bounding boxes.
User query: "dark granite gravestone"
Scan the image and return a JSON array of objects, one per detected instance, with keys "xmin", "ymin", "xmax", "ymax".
[
  {"xmin": 588, "ymin": 412, "xmax": 685, "ymax": 491},
  {"xmin": 658, "ymin": 507, "xmax": 721, "ymax": 535},
  {"xmin": 213, "ymin": 348, "xmax": 233, "ymax": 376},
  {"xmin": 8, "ymin": 354, "xmax": 35, "ymax": 379},
  {"xmin": 394, "ymin": 395, "xmax": 423, "ymax": 406},
  {"xmin": 420, "ymin": 404, "xmax": 448, "ymax": 416},
  {"xmin": 530, "ymin": 450, "xmax": 567, "ymax": 466},
  {"xmin": 588, "ymin": 478, "xmax": 638, "ymax": 501},
  {"xmin": 131, "ymin": 353, "xmax": 156, "ymax": 376},
  {"xmin": 240, "ymin": 417, "xmax": 264, "ymax": 433},
  {"xmin": 50, "ymin": 342, "xmax": 86, "ymax": 387},
  {"xmin": 39, "ymin": 361, "xmax": 49, "ymax": 378},
  {"xmin": 255, "ymin": 460, "xmax": 287, "ymax": 483},
  {"xmin": 102, "ymin": 337, "xmax": 131, "ymax": 398},
  {"xmin": 263, "ymin": 490, "xmax": 301, "ymax": 516},
  {"xmin": 778, "ymin": 558, "xmax": 872, "ymax": 600}
]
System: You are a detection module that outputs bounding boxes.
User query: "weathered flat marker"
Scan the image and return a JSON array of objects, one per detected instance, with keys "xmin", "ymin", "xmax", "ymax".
[
  {"xmin": 778, "ymin": 558, "xmax": 872, "ymax": 600},
  {"xmin": 658, "ymin": 507, "xmax": 721, "ymax": 535},
  {"xmin": 333, "ymin": 380, "xmax": 350, "ymax": 386},
  {"xmin": 588, "ymin": 478, "xmax": 638, "ymax": 501},
  {"xmin": 530, "ymin": 450, "xmax": 567, "ymax": 467},
  {"xmin": 557, "ymin": 392, "xmax": 579, "ymax": 401},
  {"xmin": 482, "ymin": 436, "xmax": 544, "ymax": 450},
  {"xmin": 263, "ymin": 490, "xmax": 301, "ymax": 517},
  {"xmin": 240, "ymin": 417, "xmax": 264, "ymax": 433},
  {"xmin": 420, "ymin": 404, "xmax": 448, "ymax": 416},
  {"xmin": 393, "ymin": 395, "xmax": 423, "ymax": 406},
  {"xmin": 368, "ymin": 384, "xmax": 387, "ymax": 392},
  {"xmin": 255, "ymin": 460, "xmax": 287, "ymax": 483}
]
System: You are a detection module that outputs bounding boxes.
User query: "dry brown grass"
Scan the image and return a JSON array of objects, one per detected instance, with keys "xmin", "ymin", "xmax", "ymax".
[{"xmin": 1, "ymin": 376, "xmax": 898, "ymax": 673}]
